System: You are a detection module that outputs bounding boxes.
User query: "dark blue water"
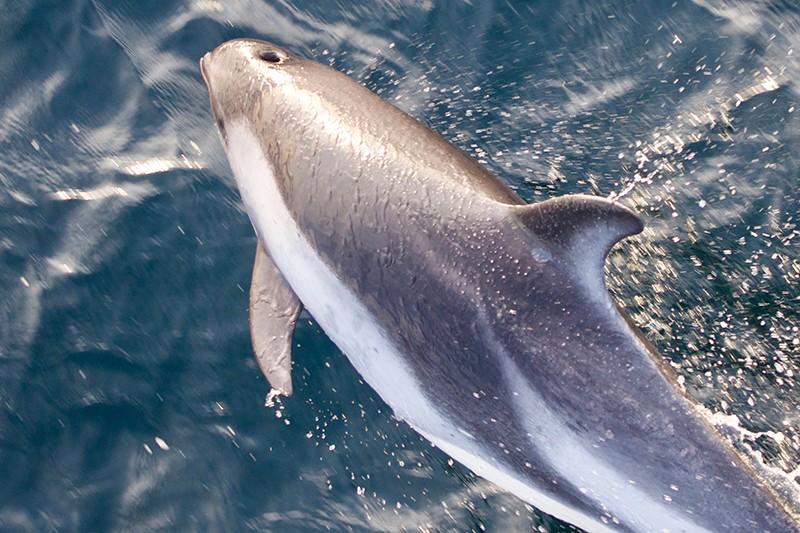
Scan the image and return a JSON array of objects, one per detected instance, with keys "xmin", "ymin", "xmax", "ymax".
[{"xmin": 1, "ymin": 1, "xmax": 798, "ymax": 531}]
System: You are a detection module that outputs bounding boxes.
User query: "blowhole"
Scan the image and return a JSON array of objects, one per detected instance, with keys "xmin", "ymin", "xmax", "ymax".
[{"xmin": 259, "ymin": 50, "xmax": 283, "ymax": 63}]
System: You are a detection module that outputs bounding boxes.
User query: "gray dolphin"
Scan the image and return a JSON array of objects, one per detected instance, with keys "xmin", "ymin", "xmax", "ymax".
[{"xmin": 199, "ymin": 39, "xmax": 798, "ymax": 532}]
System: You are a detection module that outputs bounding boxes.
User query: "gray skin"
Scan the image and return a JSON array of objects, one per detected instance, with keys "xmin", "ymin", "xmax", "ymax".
[{"xmin": 200, "ymin": 39, "xmax": 798, "ymax": 532}]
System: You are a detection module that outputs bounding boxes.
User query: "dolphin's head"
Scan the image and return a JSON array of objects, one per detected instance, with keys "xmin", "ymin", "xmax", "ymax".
[
  {"xmin": 200, "ymin": 38, "xmax": 369, "ymax": 181},
  {"xmin": 200, "ymin": 39, "xmax": 299, "ymax": 147}
]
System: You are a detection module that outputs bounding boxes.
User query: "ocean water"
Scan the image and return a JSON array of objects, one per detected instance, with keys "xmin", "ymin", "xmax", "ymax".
[{"xmin": 0, "ymin": 0, "xmax": 798, "ymax": 531}]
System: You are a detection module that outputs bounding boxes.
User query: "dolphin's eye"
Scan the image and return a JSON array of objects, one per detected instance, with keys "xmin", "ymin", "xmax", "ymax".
[{"xmin": 259, "ymin": 50, "xmax": 283, "ymax": 63}]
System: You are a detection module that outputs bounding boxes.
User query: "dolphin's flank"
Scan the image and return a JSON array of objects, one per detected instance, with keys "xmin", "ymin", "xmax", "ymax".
[{"xmin": 200, "ymin": 38, "xmax": 798, "ymax": 532}]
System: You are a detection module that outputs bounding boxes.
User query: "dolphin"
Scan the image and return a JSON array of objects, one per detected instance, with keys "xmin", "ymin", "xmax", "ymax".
[{"xmin": 199, "ymin": 39, "xmax": 798, "ymax": 532}]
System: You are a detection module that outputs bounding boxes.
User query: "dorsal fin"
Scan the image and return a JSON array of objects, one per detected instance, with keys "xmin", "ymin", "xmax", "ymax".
[{"xmin": 512, "ymin": 194, "xmax": 643, "ymax": 268}]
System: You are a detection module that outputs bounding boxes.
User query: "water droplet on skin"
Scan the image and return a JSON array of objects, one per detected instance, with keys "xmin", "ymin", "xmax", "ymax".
[{"xmin": 531, "ymin": 247, "xmax": 552, "ymax": 262}]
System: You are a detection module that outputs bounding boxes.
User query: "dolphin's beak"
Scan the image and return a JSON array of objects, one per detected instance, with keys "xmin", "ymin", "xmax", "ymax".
[
  {"xmin": 199, "ymin": 53, "xmax": 211, "ymax": 90},
  {"xmin": 199, "ymin": 52, "xmax": 228, "ymax": 144}
]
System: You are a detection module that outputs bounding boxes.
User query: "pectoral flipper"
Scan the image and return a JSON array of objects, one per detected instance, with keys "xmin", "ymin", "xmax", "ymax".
[{"xmin": 249, "ymin": 241, "xmax": 302, "ymax": 396}]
